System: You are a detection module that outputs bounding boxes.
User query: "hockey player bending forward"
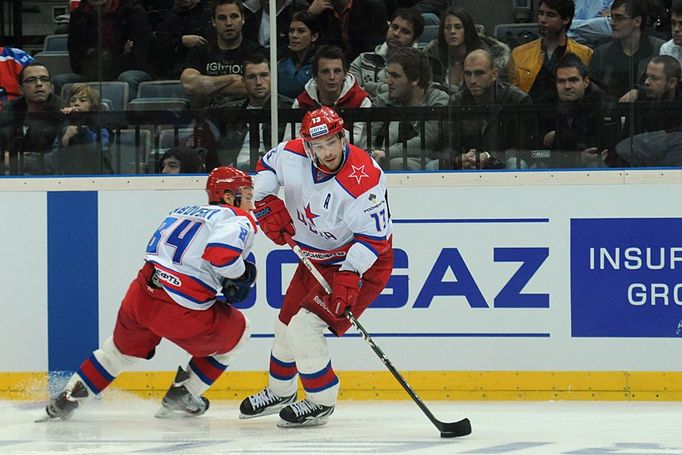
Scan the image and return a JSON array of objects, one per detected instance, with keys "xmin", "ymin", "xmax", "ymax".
[
  {"xmin": 240, "ymin": 106, "xmax": 394, "ymax": 427},
  {"xmin": 41, "ymin": 167, "xmax": 258, "ymax": 420}
]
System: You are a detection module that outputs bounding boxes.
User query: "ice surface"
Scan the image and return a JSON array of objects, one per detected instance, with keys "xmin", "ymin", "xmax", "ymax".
[{"xmin": 2, "ymin": 395, "xmax": 681, "ymax": 454}]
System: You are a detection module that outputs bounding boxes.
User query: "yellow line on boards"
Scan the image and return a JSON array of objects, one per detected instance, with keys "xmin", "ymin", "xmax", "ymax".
[{"xmin": 3, "ymin": 371, "xmax": 682, "ymax": 401}]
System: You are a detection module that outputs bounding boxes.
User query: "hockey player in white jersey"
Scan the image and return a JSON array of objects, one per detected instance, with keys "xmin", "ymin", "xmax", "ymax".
[
  {"xmin": 40, "ymin": 167, "xmax": 257, "ymax": 421},
  {"xmin": 239, "ymin": 106, "xmax": 394, "ymax": 427}
]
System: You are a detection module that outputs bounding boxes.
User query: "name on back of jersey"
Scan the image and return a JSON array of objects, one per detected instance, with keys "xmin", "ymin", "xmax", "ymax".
[{"xmin": 171, "ymin": 205, "xmax": 221, "ymax": 220}]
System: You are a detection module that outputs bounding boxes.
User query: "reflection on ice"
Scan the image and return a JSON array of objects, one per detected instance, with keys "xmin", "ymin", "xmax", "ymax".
[{"xmin": 1, "ymin": 397, "xmax": 681, "ymax": 454}]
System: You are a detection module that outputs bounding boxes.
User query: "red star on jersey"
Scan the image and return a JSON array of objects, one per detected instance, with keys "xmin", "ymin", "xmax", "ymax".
[
  {"xmin": 348, "ymin": 164, "xmax": 369, "ymax": 184},
  {"xmin": 304, "ymin": 203, "xmax": 319, "ymax": 226}
]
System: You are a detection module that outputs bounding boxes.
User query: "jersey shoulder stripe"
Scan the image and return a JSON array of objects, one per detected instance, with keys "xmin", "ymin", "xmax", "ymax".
[
  {"xmin": 203, "ymin": 243, "xmax": 242, "ymax": 267},
  {"xmin": 256, "ymin": 158, "xmax": 274, "ymax": 173},
  {"xmin": 225, "ymin": 206, "xmax": 258, "ymax": 232},
  {"xmin": 335, "ymin": 145, "xmax": 382, "ymax": 199},
  {"xmin": 283, "ymin": 138, "xmax": 306, "ymax": 157}
]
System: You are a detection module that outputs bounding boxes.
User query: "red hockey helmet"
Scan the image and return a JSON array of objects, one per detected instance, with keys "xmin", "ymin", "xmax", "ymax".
[
  {"xmin": 206, "ymin": 166, "xmax": 253, "ymax": 206},
  {"xmin": 300, "ymin": 106, "xmax": 345, "ymax": 141}
]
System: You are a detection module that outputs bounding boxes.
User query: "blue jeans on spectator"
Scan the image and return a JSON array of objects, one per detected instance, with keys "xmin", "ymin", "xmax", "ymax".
[
  {"xmin": 117, "ymin": 70, "xmax": 152, "ymax": 101},
  {"xmin": 52, "ymin": 70, "xmax": 152, "ymax": 102},
  {"xmin": 568, "ymin": 18, "xmax": 612, "ymax": 46}
]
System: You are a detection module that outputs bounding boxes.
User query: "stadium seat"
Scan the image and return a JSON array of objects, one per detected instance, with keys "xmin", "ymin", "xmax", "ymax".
[
  {"xmin": 493, "ymin": 23, "xmax": 539, "ymax": 49},
  {"xmin": 158, "ymin": 127, "xmax": 195, "ymax": 149},
  {"xmin": 126, "ymin": 97, "xmax": 189, "ymax": 111},
  {"xmin": 418, "ymin": 25, "xmax": 439, "ymax": 48},
  {"xmin": 62, "ymin": 81, "xmax": 129, "ymax": 112},
  {"xmin": 110, "ymin": 129, "xmax": 151, "ymax": 174},
  {"xmin": 33, "ymin": 52, "xmax": 72, "ymax": 78},
  {"xmin": 43, "ymin": 34, "xmax": 68, "ymax": 52},
  {"xmin": 136, "ymin": 80, "xmax": 184, "ymax": 99}
]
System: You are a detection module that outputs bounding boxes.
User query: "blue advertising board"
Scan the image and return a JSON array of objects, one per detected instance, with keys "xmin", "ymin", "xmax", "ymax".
[{"xmin": 571, "ymin": 218, "xmax": 682, "ymax": 337}]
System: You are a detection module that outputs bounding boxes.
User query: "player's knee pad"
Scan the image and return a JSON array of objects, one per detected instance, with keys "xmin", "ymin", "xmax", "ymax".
[
  {"xmin": 286, "ymin": 310, "xmax": 329, "ymax": 363},
  {"xmin": 94, "ymin": 336, "xmax": 139, "ymax": 377},
  {"xmin": 213, "ymin": 316, "xmax": 251, "ymax": 366}
]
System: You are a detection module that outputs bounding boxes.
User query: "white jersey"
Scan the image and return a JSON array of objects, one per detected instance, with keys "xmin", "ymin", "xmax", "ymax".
[
  {"xmin": 143, "ymin": 204, "xmax": 257, "ymax": 310},
  {"xmin": 254, "ymin": 138, "xmax": 392, "ymax": 275}
]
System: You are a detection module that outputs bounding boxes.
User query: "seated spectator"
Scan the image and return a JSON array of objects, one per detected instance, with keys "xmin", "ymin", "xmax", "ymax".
[
  {"xmin": 659, "ymin": 2, "xmax": 682, "ymax": 67},
  {"xmin": 567, "ymin": 0, "xmax": 612, "ymax": 46},
  {"xmin": 52, "ymin": 83, "xmax": 112, "ymax": 174},
  {"xmin": 589, "ymin": 0, "xmax": 664, "ymax": 100},
  {"xmin": 368, "ymin": 47, "xmax": 448, "ymax": 170},
  {"xmin": 160, "ymin": 145, "xmax": 206, "ymax": 173},
  {"xmin": 386, "ymin": 0, "xmax": 445, "ymax": 26},
  {"xmin": 423, "ymin": 7, "xmax": 483, "ymax": 93},
  {"xmin": 541, "ymin": 53, "xmax": 618, "ymax": 168},
  {"xmin": 139, "ymin": 0, "xmax": 174, "ymax": 29},
  {"xmin": 633, "ymin": 55, "xmax": 681, "ymax": 134},
  {"xmin": 611, "ymin": 55, "xmax": 682, "ymax": 167},
  {"xmin": 306, "ymin": 0, "xmax": 388, "ymax": 61},
  {"xmin": 642, "ymin": 55, "xmax": 681, "ymax": 102},
  {"xmin": 510, "ymin": 0, "xmax": 593, "ymax": 104},
  {"xmin": 449, "ymin": 49, "xmax": 531, "ymax": 170},
  {"xmin": 277, "ymin": 10, "xmax": 320, "ymax": 99},
  {"xmin": 181, "ymin": 0, "xmax": 266, "ymax": 108},
  {"xmin": 55, "ymin": 0, "xmax": 154, "ymax": 101},
  {"xmin": 350, "ymin": 8, "xmax": 424, "ymax": 100},
  {"xmin": 242, "ymin": 0, "xmax": 310, "ymax": 56},
  {"xmin": 613, "ymin": 53, "xmax": 682, "ymax": 169},
  {"xmin": 424, "ymin": 7, "xmax": 511, "ymax": 94},
  {"xmin": 0, "ymin": 63, "xmax": 63, "ymax": 175},
  {"xmin": 288, "ymin": 45, "xmax": 371, "ymax": 146},
  {"xmin": 613, "ymin": 128, "xmax": 682, "ymax": 167},
  {"xmin": 151, "ymin": 0, "xmax": 214, "ymax": 79},
  {"xmin": 219, "ymin": 53, "xmax": 292, "ymax": 170},
  {"xmin": 0, "ymin": 47, "xmax": 33, "ymax": 110},
  {"xmin": 621, "ymin": 54, "xmax": 682, "ymax": 104}
]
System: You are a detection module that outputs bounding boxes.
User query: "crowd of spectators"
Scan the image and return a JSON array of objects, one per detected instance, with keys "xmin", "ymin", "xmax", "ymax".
[{"xmin": 1, "ymin": 0, "xmax": 681, "ymax": 175}]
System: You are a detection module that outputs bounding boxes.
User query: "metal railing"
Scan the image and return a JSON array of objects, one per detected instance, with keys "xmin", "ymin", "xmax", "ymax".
[{"xmin": 1, "ymin": 102, "xmax": 681, "ymax": 175}]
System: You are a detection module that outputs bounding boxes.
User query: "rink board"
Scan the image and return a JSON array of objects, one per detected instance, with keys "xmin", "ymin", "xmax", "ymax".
[{"xmin": 1, "ymin": 171, "xmax": 682, "ymax": 400}]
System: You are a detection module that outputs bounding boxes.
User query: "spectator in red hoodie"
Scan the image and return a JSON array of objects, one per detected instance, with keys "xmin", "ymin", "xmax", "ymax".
[{"xmin": 287, "ymin": 45, "xmax": 371, "ymax": 147}]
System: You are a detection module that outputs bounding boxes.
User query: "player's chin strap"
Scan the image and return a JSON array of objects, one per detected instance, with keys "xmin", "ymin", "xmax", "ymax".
[{"xmin": 282, "ymin": 233, "xmax": 472, "ymax": 439}]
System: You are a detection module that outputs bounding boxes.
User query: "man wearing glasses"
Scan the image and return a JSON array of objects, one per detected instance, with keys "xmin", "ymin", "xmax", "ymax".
[
  {"xmin": 0, "ymin": 62, "xmax": 63, "ymax": 175},
  {"xmin": 588, "ymin": 0, "xmax": 664, "ymax": 100}
]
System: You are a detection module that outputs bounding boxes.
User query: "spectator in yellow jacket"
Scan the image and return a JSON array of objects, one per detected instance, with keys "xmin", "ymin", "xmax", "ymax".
[{"xmin": 509, "ymin": 0, "xmax": 593, "ymax": 103}]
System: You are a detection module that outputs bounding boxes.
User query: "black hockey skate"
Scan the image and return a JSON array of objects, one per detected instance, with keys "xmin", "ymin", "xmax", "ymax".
[
  {"xmin": 155, "ymin": 367, "xmax": 210, "ymax": 419},
  {"xmin": 278, "ymin": 399, "xmax": 334, "ymax": 427},
  {"xmin": 37, "ymin": 380, "xmax": 90, "ymax": 422},
  {"xmin": 239, "ymin": 388, "xmax": 297, "ymax": 419}
]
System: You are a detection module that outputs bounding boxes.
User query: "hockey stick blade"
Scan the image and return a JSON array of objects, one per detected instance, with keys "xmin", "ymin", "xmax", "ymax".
[
  {"xmin": 346, "ymin": 311, "xmax": 472, "ymax": 438},
  {"xmin": 283, "ymin": 234, "xmax": 472, "ymax": 438},
  {"xmin": 35, "ymin": 414, "xmax": 56, "ymax": 423},
  {"xmin": 154, "ymin": 407, "xmax": 199, "ymax": 419}
]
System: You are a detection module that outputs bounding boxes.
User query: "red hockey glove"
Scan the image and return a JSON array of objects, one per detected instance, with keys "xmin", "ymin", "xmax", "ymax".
[
  {"xmin": 253, "ymin": 195, "xmax": 294, "ymax": 245},
  {"xmin": 331, "ymin": 271, "xmax": 361, "ymax": 317}
]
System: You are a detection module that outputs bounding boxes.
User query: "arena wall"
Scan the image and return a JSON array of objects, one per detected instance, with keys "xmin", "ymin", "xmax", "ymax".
[{"xmin": 1, "ymin": 170, "xmax": 681, "ymax": 401}]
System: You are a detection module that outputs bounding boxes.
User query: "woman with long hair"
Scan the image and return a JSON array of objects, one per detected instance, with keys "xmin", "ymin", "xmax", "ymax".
[
  {"xmin": 277, "ymin": 10, "xmax": 321, "ymax": 99},
  {"xmin": 423, "ymin": 7, "xmax": 484, "ymax": 92}
]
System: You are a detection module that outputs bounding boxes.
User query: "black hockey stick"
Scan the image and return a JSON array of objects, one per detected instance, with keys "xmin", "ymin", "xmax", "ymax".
[{"xmin": 284, "ymin": 234, "xmax": 472, "ymax": 438}]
